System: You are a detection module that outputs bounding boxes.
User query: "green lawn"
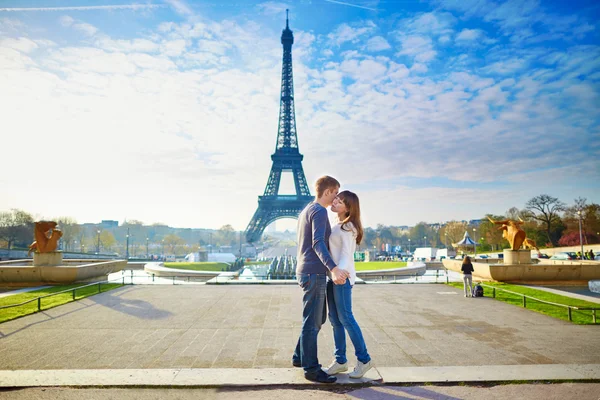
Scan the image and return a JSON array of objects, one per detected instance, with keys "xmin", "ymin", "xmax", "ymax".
[
  {"xmin": 245, "ymin": 261, "xmax": 271, "ymax": 266},
  {"xmin": 447, "ymin": 281, "xmax": 599, "ymax": 325},
  {"xmin": 0, "ymin": 283, "xmax": 123, "ymax": 324},
  {"xmin": 355, "ymin": 262, "xmax": 407, "ymax": 271},
  {"xmin": 163, "ymin": 262, "xmax": 230, "ymax": 271}
]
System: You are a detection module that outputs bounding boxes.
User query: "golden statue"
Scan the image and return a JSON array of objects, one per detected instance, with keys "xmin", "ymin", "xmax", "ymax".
[
  {"xmin": 523, "ymin": 238, "xmax": 540, "ymax": 254},
  {"xmin": 28, "ymin": 221, "xmax": 63, "ymax": 256},
  {"xmin": 487, "ymin": 217, "xmax": 541, "ymax": 254},
  {"xmin": 487, "ymin": 217, "xmax": 527, "ymax": 251}
]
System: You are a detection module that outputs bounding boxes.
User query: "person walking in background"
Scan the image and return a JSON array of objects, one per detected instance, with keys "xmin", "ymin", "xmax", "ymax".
[
  {"xmin": 325, "ymin": 191, "xmax": 373, "ymax": 379},
  {"xmin": 461, "ymin": 256, "xmax": 474, "ymax": 297},
  {"xmin": 292, "ymin": 176, "xmax": 350, "ymax": 384},
  {"xmin": 589, "ymin": 249, "xmax": 595, "ymax": 260}
]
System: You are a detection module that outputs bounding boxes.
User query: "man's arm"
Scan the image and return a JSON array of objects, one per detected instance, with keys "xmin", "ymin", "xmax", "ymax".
[{"xmin": 311, "ymin": 207, "xmax": 336, "ymax": 270}]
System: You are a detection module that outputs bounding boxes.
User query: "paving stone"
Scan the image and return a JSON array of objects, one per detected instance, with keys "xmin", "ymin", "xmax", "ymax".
[{"xmin": 1, "ymin": 284, "xmax": 599, "ymax": 371}]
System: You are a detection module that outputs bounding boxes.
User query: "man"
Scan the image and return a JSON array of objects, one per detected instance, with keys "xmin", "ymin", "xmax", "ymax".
[{"xmin": 292, "ymin": 176, "xmax": 350, "ymax": 383}]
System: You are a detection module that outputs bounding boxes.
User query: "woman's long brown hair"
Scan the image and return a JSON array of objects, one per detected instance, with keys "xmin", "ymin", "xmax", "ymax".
[{"xmin": 337, "ymin": 190, "xmax": 364, "ymax": 245}]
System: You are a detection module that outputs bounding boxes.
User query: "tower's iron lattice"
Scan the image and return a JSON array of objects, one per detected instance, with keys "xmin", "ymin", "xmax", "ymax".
[{"xmin": 245, "ymin": 11, "xmax": 312, "ymax": 243}]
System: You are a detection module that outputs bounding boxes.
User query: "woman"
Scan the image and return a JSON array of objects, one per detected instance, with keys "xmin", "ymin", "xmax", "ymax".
[
  {"xmin": 325, "ymin": 190, "xmax": 373, "ymax": 379},
  {"xmin": 461, "ymin": 256, "xmax": 474, "ymax": 297}
]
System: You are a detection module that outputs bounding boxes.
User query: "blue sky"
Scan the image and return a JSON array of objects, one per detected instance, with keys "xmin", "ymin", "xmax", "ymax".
[{"xmin": 0, "ymin": 0, "xmax": 599, "ymax": 231}]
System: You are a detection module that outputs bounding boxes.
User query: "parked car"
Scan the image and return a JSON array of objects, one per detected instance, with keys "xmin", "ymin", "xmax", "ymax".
[
  {"xmin": 475, "ymin": 255, "xmax": 488, "ymax": 259},
  {"xmin": 550, "ymin": 252, "xmax": 577, "ymax": 260}
]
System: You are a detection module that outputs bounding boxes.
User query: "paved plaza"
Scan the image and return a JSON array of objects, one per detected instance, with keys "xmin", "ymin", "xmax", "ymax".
[{"xmin": 1, "ymin": 284, "xmax": 599, "ymax": 372}]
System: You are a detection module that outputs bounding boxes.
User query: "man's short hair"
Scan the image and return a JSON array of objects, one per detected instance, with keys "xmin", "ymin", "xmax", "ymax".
[{"xmin": 315, "ymin": 176, "xmax": 340, "ymax": 198}]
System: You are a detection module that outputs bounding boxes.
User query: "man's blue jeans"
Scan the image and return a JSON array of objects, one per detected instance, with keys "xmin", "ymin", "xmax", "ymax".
[
  {"xmin": 327, "ymin": 279, "xmax": 371, "ymax": 365},
  {"xmin": 293, "ymin": 273, "xmax": 327, "ymax": 374}
]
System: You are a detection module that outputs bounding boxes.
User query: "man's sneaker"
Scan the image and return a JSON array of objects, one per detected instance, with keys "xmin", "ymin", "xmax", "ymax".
[
  {"xmin": 304, "ymin": 369, "xmax": 337, "ymax": 383},
  {"xmin": 349, "ymin": 360, "xmax": 373, "ymax": 379},
  {"xmin": 325, "ymin": 361, "xmax": 348, "ymax": 375}
]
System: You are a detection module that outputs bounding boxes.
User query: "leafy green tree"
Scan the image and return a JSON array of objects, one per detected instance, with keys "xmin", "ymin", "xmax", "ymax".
[
  {"xmin": 163, "ymin": 234, "xmax": 186, "ymax": 255},
  {"xmin": 99, "ymin": 231, "xmax": 116, "ymax": 251}
]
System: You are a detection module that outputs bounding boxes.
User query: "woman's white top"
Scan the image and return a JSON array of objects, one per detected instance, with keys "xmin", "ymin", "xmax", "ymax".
[{"xmin": 329, "ymin": 220, "xmax": 357, "ymax": 285}]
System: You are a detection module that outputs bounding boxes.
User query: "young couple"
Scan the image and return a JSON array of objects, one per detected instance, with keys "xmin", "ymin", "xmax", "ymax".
[{"xmin": 292, "ymin": 176, "xmax": 373, "ymax": 383}]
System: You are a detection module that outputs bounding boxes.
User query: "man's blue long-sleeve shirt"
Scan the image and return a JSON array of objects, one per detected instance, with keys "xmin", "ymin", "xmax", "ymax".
[{"xmin": 296, "ymin": 202, "xmax": 337, "ymax": 274}]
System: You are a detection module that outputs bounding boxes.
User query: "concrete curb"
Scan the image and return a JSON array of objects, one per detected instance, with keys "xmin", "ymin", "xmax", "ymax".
[{"xmin": 1, "ymin": 364, "xmax": 599, "ymax": 388}]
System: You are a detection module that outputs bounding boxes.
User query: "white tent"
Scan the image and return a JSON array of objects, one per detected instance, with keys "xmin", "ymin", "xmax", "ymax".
[
  {"xmin": 208, "ymin": 253, "xmax": 236, "ymax": 263},
  {"xmin": 453, "ymin": 231, "xmax": 478, "ymax": 254}
]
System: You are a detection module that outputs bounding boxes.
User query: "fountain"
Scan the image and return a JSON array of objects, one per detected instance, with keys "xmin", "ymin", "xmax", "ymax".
[
  {"xmin": 0, "ymin": 221, "xmax": 126, "ymax": 286},
  {"xmin": 443, "ymin": 218, "xmax": 600, "ymax": 283}
]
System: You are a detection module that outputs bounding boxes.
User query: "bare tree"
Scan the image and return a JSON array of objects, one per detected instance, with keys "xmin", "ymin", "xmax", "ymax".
[
  {"xmin": 56, "ymin": 217, "xmax": 80, "ymax": 251},
  {"xmin": 0, "ymin": 209, "xmax": 34, "ymax": 249},
  {"xmin": 505, "ymin": 207, "xmax": 522, "ymax": 220},
  {"xmin": 525, "ymin": 195, "xmax": 566, "ymax": 246},
  {"xmin": 440, "ymin": 221, "xmax": 468, "ymax": 247}
]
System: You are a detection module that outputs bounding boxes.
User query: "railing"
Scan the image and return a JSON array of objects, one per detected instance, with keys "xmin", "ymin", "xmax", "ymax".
[
  {"xmin": 478, "ymin": 283, "xmax": 599, "ymax": 324},
  {"xmin": 0, "ymin": 277, "xmax": 130, "ymax": 313}
]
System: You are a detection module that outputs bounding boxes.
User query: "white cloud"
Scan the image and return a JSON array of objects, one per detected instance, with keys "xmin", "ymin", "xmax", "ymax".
[
  {"xmin": 410, "ymin": 63, "xmax": 428, "ymax": 74},
  {"xmin": 328, "ymin": 21, "xmax": 376, "ymax": 46},
  {"xmin": 456, "ymin": 28, "xmax": 481, "ymax": 41},
  {"xmin": 161, "ymin": 39, "xmax": 188, "ymax": 57},
  {"xmin": 257, "ymin": 2, "xmax": 289, "ymax": 16},
  {"xmin": 59, "ymin": 15, "xmax": 74, "ymax": 27},
  {"xmin": 365, "ymin": 36, "xmax": 391, "ymax": 52},
  {"xmin": 0, "ymin": 6, "xmax": 598, "ymax": 230},
  {"xmin": 60, "ymin": 15, "xmax": 98, "ymax": 37},
  {"xmin": 437, "ymin": 0, "xmax": 596, "ymax": 43},
  {"xmin": 482, "ymin": 58, "xmax": 527, "ymax": 74},
  {"xmin": 164, "ymin": 0, "xmax": 193, "ymax": 16},
  {"xmin": 396, "ymin": 35, "xmax": 437, "ymax": 63},
  {"xmin": 73, "ymin": 22, "xmax": 98, "ymax": 36},
  {"xmin": 96, "ymin": 37, "xmax": 160, "ymax": 53},
  {"xmin": 399, "ymin": 12, "xmax": 456, "ymax": 36},
  {"xmin": 0, "ymin": 37, "xmax": 38, "ymax": 53},
  {"xmin": 321, "ymin": 49, "xmax": 334, "ymax": 57}
]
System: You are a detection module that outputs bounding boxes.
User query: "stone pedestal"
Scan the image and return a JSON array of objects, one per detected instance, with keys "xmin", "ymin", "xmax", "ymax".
[
  {"xmin": 503, "ymin": 249, "xmax": 532, "ymax": 265},
  {"xmin": 33, "ymin": 251, "xmax": 63, "ymax": 267},
  {"xmin": 590, "ymin": 280, "xmax": 600, "ymax": 294}
]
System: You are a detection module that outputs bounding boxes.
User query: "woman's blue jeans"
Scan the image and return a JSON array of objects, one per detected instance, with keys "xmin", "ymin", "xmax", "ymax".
[{"xmin": 327, "ymin": 279, "xmax": 371, "ymax": 365}]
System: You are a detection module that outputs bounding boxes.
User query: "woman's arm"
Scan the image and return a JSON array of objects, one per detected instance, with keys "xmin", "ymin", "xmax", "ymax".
[{"xmin": 337, "ymin": 226, "xmax": 356, "ymax": 270}]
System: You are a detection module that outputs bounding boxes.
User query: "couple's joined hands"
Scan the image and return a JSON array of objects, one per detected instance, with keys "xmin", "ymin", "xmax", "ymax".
[{"xmin": 331, "ymin": 267, "xmax": 350, "ymax": 285}]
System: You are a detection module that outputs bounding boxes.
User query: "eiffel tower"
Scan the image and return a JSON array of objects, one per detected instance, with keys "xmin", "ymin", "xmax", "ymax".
[{"xmin": 245, "ymin": 11, "xmax": 312, "ymax": 243}]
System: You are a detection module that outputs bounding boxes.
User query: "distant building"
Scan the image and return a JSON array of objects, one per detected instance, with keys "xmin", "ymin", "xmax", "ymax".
[{"xmin": 101, "ymin": 220, "xmax": 119, "ymax": 228}]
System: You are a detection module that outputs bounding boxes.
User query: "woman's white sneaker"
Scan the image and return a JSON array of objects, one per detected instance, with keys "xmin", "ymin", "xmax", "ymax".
[
  {"xmin": 325, "ymin": 361, "xmax": 348, "ymax": 375},
  {"xmin": 349, "ymin": 361, "xmax": 373, "ymax": 379}
]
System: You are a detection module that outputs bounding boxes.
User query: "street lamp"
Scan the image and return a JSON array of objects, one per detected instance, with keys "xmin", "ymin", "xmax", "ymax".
[
  {"xmin": 82, "ymin": 244, "xmax": 85, "ymax": 253},
  {"xmin": 408, "ymin": 238, "xmax": 411, "ymax": 254},
  {"xmin": 96, "ymin": 230, "xmax": 101, "ymax": 254},
  {"xmin": 146, "ymin": 237, "xmax": 149, "ymax": 259},
  {"xmin": 444, "ymin": 232, "xmax": 448, "ymax": 248},
  {"xmin": 577, "ymin": 210, "xmax": 584, "ymax": 259},
  {"xmin": 162, "ymin": 239, "xmax": 165, "ymax": 258},
  {"xmin": 423, "ymin": 236, "xmax": 427, "ymax": 247},
  {"xmin": 126, "ymin": 228, "xmax": 130, "ymax": 259},
  {"xmin": 473, "ymin": 228, "xmax": 477, "ymax": 256}
]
